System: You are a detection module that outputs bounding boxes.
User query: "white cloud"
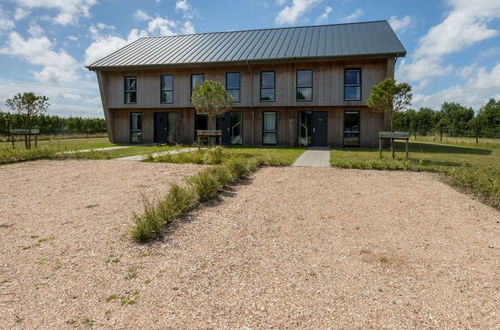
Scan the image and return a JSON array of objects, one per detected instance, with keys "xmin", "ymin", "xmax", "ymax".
[
  {"xmin": 0, "ymin": 7, "xmax": 15, "ymax": 31},
  {"xmin": 343, "ymin": 8, "xmax": 363, "ymax": 22},
  {"xmin": 27, "ymin": 21, "xmax": 44, "ymax": 37},
  {"xmin": 67, "ymin": 35, "xmax": 78, "ymax": 41},
  {"xmin": 388, "ymin": 15, "xmax": 413, "ymax": 33},
  {"xmin": 478, "ymin": 46, "xmax": 500, "ymax": 59},
  {"xmin": 134, "ymin": 10, "xmax": 151, "ymax": 21},
  {"xmin": 397, "ymin": 0, "xmax": 500, "ymax": 85},
  {"xmin": 14, "ymin": 8, "xmax": 30, "ymax": 21},
  {"xmin": 275, "ymin": 0, "xmax": 323, "ymax": 25},
  {"xmin": 180, "ymin": 21, "xmax": 195, "ymax": 34},
  {"xmin": 14, "ymin": 0, "xmax": 98, "ymax": 25},
  {"xmin": 412, "ymin": 64, "xmax": 500, "ymax": 110},
  {"xmin": 316, "ymin": 6, "xmax": 332, "ymax": 23},
  {"xmin": 146, "ymin": 16, "xmax": 177, "ymax": 36},
  {"xmin": 0, "ymin": 32, "xmax": 80, "ymax": 84}
]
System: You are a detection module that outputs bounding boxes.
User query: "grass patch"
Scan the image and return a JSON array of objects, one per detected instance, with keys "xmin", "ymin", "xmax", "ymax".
[
  {"xmin": 147, "ymin": 146, "xmax": 304, "ymax": 166},
  {"xmin": 131, "ymin": 157, "xmax": 258, "ymax": 243},
  {"xmin": 331, "ymin": 141, "xmax": 499, "ymax": 209}
]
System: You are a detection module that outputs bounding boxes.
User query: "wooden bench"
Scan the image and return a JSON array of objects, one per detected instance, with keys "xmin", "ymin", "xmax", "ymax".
[{"xmin": 196, "ymin": 130, "xmax": 223, "ymax": 147}]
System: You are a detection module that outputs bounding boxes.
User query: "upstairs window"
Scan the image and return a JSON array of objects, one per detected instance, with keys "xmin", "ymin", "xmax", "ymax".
[
  {"xmin": 344, "ymin": 69, "xmax": 361, "ymax": 101},
  {"xmin": 260, "ymin": 71, "xmax": 275, "ymax": 102},
  {"xmin": 191, "ymin": 73, "xmax": 204, "ymax": 100},
  {"xmin": 124, "ymin": 76, "xmax": 137, "ymax": 104},
  {"xmin": 296, "ymin": 70, "xmax": 312, "ymax": 101},
  {"xmin": 226, "ymin": 72, "xmax": 240, "ymax": 102},
  {"xmin": 161, "ymin": 75, "xmax": 174, "ymax": 104}
]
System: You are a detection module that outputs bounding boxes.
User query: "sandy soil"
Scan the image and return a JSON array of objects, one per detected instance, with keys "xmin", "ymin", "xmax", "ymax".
[{"xmin": 0, "ymin": 162, "xmax": 498, "ymax": 328}]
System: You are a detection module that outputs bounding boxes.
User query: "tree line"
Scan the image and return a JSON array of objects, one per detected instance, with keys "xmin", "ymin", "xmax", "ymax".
[
  {"xmin": 394, "ymin": 99, "xmax": 500, "ymax": 139},
  {"xmin": 0, "ymin": 111, "xmax": 106, "ymax": 135}
]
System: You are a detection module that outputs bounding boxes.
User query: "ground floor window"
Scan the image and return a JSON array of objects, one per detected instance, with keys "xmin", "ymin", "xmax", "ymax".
[
  {"xmin": 343, "ymin": 110, "xmax": 360, "ymax": 146},
  {"xmin": 262, "ymin": 111, "xmax": 277, "ymax": 145},
  {"xmin": 130, "ymin": 112, "xmax": 142, "ymax": 143}
]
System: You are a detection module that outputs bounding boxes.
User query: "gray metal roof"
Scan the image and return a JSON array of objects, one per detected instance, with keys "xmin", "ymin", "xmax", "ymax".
[{"xmin": 87, "ymin": 20, "xmax": 406, "ymax": 70}]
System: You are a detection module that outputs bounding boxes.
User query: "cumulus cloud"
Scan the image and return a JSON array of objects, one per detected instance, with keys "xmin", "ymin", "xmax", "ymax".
[
  {"xmin": 342, "ymin": 8, "xmax": 363, "ymax": 22},
  {"xmin": 412, "ymin": 64, "xmax": 500, "ymax": 110},
  {"xmin": 275, "ymin": 0, "xmax": 323, "ymax": 25},
  {"xmin": 85, "ymin": 11, "xmax": 196, "ymax": 65},
  {"xmin": 0, "ymin": 7, "xmax": 15, "ymax": 31},
  {"xmin": 14, "ymin": 0, "xmax": 98, "ymax": 25},
  {"xmin": 0, "ymin": 32, "xmax": 80, "ymax": 84},
  {"xmin": 316, "ymin": 6, "xmax": 332, "ymax": 23},
  {"xmin": 398, "ymin": 0, "xmax": 500, "ymax": 85},
  {"xmin": 14, "ymin": 8, "xmax": 30, "ymax": 21},
  {"xmin": 388, "ymin": 15, "xmax": 413, "ymax": 33}
]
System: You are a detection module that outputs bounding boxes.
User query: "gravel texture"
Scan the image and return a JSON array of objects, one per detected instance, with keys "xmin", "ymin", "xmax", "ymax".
[{"xmin": 1, "ymin": 162, "xmax": 499, "ymax": 328}]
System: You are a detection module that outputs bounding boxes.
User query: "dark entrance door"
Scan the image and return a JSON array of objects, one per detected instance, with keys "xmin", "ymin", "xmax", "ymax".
[
  {"xmin": 154, "ymin": 112, "xmax": 168, "ymax": 144},
  {"xmin": 217, "ymin": 111, "xmax": 243, "ymax": 145},
  {"xmin": 311, "ymin": 111, "xmax": 328, "ymax": 146}
]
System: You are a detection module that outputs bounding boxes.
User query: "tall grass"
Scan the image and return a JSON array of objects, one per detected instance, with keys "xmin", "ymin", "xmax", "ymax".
[
  {"xmin": 0, "ymin": 146, "xmax": 62, "ymax": 165},
  {"xmin": 131, "ymin": 157, "xmax": 257, "ymax": 243}
]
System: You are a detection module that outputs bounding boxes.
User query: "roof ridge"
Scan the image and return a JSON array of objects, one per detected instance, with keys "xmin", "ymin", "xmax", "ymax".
[{"xmin": 140, "ymin": 20, "xmax": 389, "ymax": 39}]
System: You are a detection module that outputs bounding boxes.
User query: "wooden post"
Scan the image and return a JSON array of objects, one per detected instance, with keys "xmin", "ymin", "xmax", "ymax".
[
  {"xmin": 391, "ymin": 138, "xmax": 395, "ymax": 159},
  {"xmin": 405, "ymin": 138, "xmax": 409, "ymax": 160},
  {"xmin": 35, "ymin": 135, "xmax": 38, "ymax": 148},
  {"xmin": 379, "ymin": 137, "xmax": 382, "ymax": 158},
  {"xmin": 24, "ymin": 135, "xmax": 28, "ymax": 149},
  {"xmin": 11, "ymin": 135, "xmax": 15, "ymax": 148}
]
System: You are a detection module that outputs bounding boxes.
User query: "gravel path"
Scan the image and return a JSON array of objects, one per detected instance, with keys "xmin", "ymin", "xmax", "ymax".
[{"xmin": 1, "ymin": 163, "xmax": 498, "ymax": 328}]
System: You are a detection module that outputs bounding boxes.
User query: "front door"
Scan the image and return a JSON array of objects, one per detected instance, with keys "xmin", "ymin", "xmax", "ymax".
[
  {"xmin": 298, "ymin": 111, "xmax": 328, "ymax": 146},
  {"xmin": 217, "ymin": 111, "xmax": 243, "ymax": 145},
  {"xmin": 311, "ymin": 111, "xmax": 328, "ymax": 146},
  {"xmin": 154, "ymin": 112, "xmax": 168, "ymax": 144}
]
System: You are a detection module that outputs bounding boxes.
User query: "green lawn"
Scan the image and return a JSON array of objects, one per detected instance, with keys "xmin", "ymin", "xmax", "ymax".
[
  {"xmin": 148, "ymin": 146, "xmax": 305, "ymax": 166},
  {"xmin": 413, "ymin": 135, "xmax": 500, "ymax": 150},
  {"xmin": 331, "ymin": 140, "xmax": 499, "ymax": 209},
  {"xmin": 0, "ymin": 137, "xmax": 116, "ymax": 150}
]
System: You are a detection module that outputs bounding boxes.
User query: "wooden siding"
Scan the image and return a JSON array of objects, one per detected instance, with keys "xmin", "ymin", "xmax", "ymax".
[{"xmin": 103, "ymin": 58, "xmax": 388, "ymax": 109}]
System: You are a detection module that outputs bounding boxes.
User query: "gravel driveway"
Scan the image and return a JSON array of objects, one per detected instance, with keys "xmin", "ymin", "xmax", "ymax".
[{"xmin": 1, "ymin": 162, "xmax": 498, "ymax": 328}]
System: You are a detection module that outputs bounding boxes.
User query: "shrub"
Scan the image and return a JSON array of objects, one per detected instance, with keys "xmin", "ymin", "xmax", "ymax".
[
  {"xmin": 131, "ymin": 195, "xmax": 164, "ymax": 242},
  {"xmin": 206, "ymin": 165, "xmax": 236, "ymax": 186},
  {"xmin": 226, "ymin": 157, "xmax": 251, "ymax": 178},
  {"xmin": 186, "ymin": 170, "xmax": 222, "ymax": 201},
  {"xmin": 158, "ymin": 184, "xmax": 194, "ymax": 217},
  {"xmin": 202, "ymin": 146, "xmax": 223, "ymax": 164}
]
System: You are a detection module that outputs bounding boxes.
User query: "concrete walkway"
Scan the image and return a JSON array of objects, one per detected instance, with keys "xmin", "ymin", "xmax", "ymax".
[
  {"xmin": 116, "ymin": 147, "xmax": 200, "ymax": 161},
  {"xmin": 59, "ymin": 146, "xmax": 129, "ymax": 154},
  {"xmin": 292, "ymin": 147, "xmax": 331, "ymax": 167}
]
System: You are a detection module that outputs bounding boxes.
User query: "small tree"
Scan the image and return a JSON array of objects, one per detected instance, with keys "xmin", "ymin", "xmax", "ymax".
[
  {"xmin": 191, "ymin": 80, "xmax": 232, "ymax": 131},
  {"xmin": 6, "ymin": 92, "xmax": 50, "ymax": 128},
  {"xmin": 367, "ymin": 78, "xmax": 412, "ymax": 132},
  {"xmin": 435, "ymin": 117, "xmax": 450, "ymax": 142}
]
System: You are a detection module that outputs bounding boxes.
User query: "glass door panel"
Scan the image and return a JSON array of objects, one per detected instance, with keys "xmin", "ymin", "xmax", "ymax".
[{"xmin": 298, "ymin": 111, "xmax": 312, "ymax": 146}]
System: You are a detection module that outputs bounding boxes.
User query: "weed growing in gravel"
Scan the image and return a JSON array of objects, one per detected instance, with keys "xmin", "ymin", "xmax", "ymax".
[{"xmin": 131, "ymin": 157, "xmax": 259, "ymax": 243}]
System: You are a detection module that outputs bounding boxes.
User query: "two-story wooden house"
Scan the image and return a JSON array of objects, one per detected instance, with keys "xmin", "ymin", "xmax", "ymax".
[{"xmin": 87, "ymin": 20, "xmax": 406, "ymax": 147}]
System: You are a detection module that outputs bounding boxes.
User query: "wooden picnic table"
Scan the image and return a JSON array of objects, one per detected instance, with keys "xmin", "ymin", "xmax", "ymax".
[
  {"xmin": 379, "ymin": 131, "xmax": 410, "ymax": 159},
  {"xmin": 9, "ymin": 129, "xmax": 40, "ymax": 149},
  {"xmin": 196, "ymin": 130, "xmax": 223, "ymax": 147}
]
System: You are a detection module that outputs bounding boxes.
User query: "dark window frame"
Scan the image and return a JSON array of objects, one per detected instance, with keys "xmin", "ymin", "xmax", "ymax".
[
  {"xmin": 160, "ymin": 74, "xmax": 174, "ymax": 104},
  {"xmin": 130, "ymin": 112, "xmax": 142, "ymax": 144},
  {"xmin": 226, "ymin": 72, "xmax": 241, "ymax": 103},
  {"xmin": 262, "ymin": 111, "xmax": 278, "ymax": 145},
  {"xmin": 260, "ymin": 71, "xmax": 276, "ymax": 102},
  {"xmin": 190, "ymin": 73, "xmax": 205, "ymax": 100},
  {"xmin": 124, "ymin": 76, "xmax": 137, "ymax": 104},
  {"xmin": 296, "ymin": 69, "xmax": 313, "ymax": 102},
  {"xmin": 344, "ymin": 68, "xmax": 361, "ymax": 101},
  {"xmin": 343, "ymin": 110, "xmax": 360, "ymax": 147}
]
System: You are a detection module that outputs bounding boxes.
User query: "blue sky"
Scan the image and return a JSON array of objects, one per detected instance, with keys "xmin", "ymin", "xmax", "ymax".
[{"xmin": 0, "ymin": 0, "xmax": 499, "ymax": 118}]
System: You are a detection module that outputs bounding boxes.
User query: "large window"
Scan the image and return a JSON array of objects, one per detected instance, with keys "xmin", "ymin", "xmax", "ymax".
[
  {"xmin": 260, "ymin": 71, "xmax": 275, "ymax": 102},
  {"xmin": 161, "ymin": 75, "xmax": 173, "ymax": 104},
  {"xmin": 262, "ymin": 111, "xmax": 277, "ymax": 145},
  {"xmin": 344, "ymin": 69, "xmax": 361, "ymax": 101},
  {"xmin": 343, "ymin": 111, "xmax": 360, "ymax": 146},
  {"xmin": 191, "ymin": 73, "xmax": 204, "ymax": 100},
  {"xmin": 296, "ymin": 70, "xmax": 312, "ymax": 101},
  {"xmin": 226, "ymin": 72, "xmax": 240, "ymax": 102},
  {"xmin": 130, "ymin": 112, "xmax": 142, "ymax": 143},
  {"xmin": 124, "ymin": 76, "xmax": 137, "ymax": 104}
]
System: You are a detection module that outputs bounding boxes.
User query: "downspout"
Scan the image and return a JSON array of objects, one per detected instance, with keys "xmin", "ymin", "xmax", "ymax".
[{"xmin": 246, "ymin": 60, "xmax": 255, "ymax": 146}]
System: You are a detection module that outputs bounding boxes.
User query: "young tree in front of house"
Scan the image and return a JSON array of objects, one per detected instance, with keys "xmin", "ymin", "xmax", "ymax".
[
  {"xmin": 367, "ymin": 78, "xmax": 412, "ymax": 132},
  {"xmin": 6, "ymin": 92, "xmax": 50, "ymax": 128},
  {"xmin": 191, "ymin": 80, "xmax": 232, "ymax": 131}
]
